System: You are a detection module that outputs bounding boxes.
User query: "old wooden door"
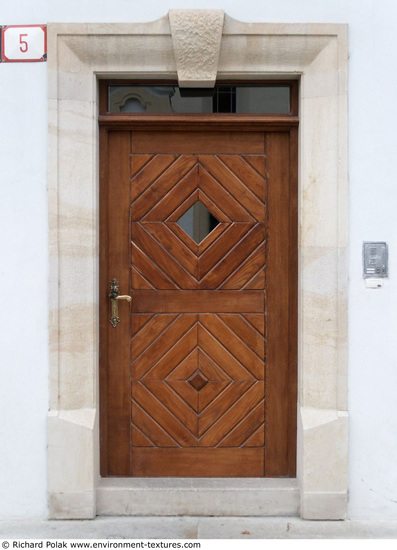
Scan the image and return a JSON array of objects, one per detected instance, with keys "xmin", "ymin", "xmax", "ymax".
[{"xmin": 100, "ymin": 123, "xmax": 297, "ymax": 477}]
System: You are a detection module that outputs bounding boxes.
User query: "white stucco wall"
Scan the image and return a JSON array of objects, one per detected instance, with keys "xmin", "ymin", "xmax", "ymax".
[{"xmin": 0, "ymin": 0, "xmax": 396, "ymax": 520}]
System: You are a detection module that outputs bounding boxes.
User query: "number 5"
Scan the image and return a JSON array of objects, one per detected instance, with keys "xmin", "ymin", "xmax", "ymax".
[{"xmin": 19, "ymin": 33, "xmax": 28, "ymax": 53}]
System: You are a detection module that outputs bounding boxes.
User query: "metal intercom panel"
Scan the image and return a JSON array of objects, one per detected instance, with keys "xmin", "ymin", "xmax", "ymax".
[{"xmin": 363, "ymin": 242, "xmax": 388, "ymax": 278}]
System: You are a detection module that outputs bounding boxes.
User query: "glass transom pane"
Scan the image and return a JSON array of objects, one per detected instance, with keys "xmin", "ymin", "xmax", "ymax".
[
  {"xmin": 108, "ymin": 84, "xmax": 291, "ymax": 114},
  {"xmin": 176, "ymin": 201, "xmax": 220, "ymax": 244}
]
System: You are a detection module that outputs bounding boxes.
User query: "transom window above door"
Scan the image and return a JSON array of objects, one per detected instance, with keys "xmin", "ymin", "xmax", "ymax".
[{"xmin": 106, "ymin": 83, "xmax": 295, "ymax": 114}]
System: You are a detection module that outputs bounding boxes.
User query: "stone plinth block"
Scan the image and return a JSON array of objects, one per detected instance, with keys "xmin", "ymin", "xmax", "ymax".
[
  {"xmin": 298, "ymin": 407, "xmax": 348, "ymax": 519},
  {"xmin": 48, "ymin": 408, "xmax": 98, "ymax": 519}
]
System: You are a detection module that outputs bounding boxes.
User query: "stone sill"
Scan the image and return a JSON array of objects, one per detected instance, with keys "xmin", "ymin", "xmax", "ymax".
[{"xmin": 97, "ymin": 478, "xmax": 300, "ymax": 517}]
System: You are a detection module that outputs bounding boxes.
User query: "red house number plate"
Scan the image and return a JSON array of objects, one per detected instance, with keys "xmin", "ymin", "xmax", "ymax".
[{"xmin": 1, "ymin": 25, "xmax": 47, "ymax": 62}]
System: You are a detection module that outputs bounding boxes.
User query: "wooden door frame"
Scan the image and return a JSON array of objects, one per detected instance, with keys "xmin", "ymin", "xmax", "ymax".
[
  {"xmin": 47, "ymin": 17, "xmax": 348, "ymax": 519},
  {"xmin": 99, "ymin": 108, "xmax": 298, "ymax": 478}
]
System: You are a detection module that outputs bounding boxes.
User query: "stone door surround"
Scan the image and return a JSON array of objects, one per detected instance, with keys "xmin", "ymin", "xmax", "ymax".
[{"xmin": 47, "ymin": 11, "xmax": 348, "ymax": 520}]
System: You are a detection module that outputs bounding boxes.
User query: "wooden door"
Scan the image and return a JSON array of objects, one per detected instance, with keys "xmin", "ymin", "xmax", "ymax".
[{"xmin": 100, "ymin": 126, "xmax": 297, "ymax": 477}]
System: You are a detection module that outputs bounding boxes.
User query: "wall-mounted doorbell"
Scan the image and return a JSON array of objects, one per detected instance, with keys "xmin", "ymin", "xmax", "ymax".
[{"xmin": 363, "ymin": 242, "xmax": 388, "ymax": 288}]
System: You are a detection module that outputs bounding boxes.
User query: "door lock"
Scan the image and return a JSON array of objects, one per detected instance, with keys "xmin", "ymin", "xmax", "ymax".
[{"xmin": 109, "ymin": 278, "xmax": 132, "ymax": 327}]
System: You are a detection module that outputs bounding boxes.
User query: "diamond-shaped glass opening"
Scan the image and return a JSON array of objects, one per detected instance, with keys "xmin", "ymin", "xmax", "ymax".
[{"xmin": 176, "ymin": 201, "xmax": 220, "ymax": 244}]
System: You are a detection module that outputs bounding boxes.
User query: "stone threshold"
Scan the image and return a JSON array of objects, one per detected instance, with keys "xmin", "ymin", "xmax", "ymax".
[{"xmin": 96, "ymin": 478, "xmax": 300, "ymax": 516}]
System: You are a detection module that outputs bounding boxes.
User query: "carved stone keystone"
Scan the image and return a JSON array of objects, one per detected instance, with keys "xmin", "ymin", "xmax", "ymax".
[{"xmin": 169, "ymin": 9, "xmax": 224, "ymax": 88}]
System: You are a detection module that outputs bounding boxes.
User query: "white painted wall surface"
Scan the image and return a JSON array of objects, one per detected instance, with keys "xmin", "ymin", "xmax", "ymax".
[
  {"xmin": 0, "ymin": 0, "xmax": 396, "ymax": 519},
  {"xmin": 0, "ymin": 62, "xmax": 48, "ymax": 519}
]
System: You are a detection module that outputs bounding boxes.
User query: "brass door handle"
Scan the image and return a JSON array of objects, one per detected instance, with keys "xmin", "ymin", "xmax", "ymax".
[
  {"xmin": 109, "ymin": 278, "xmax": 131, "ymax": 327},
  {"xmin": 116, "ymin": 295, "xmax": 132, "ymax": 302}
]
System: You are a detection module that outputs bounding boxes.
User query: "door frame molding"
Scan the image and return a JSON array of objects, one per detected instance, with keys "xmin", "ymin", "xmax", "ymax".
[{"xmin": 47, "ymin": 12, "xmax": 348, "ymax": 520}]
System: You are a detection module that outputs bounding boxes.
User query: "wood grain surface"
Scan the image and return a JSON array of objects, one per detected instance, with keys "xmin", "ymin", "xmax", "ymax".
[{"xmin": 100, "ymin": 126, "xmax": 297, "ymax": 478}]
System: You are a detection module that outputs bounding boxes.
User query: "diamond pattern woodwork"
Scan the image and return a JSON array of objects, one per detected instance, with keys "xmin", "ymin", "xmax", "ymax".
[
  {"xmin": 131, "ymin": 314, "xmax": 265, "ymax": 447},
  {"xmin": 131, "ymin": 154, "xmax": 266, "ymax": 290},
  {"xmin": 130, "ymin": 151, "xmax": 266, "ymax": 462},
  {"xmin": 102, "ymin": 128, "xmax": 296, "ymax": 479}
]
